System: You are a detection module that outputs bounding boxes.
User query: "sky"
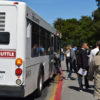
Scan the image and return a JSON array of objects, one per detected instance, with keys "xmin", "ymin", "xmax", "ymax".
[{"xmin": 1, "ymin": 0, "xmax": 98, "ymax": 25}]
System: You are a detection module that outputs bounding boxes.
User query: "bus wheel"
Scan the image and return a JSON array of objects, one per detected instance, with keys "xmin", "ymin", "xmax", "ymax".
[{"xmin": 37, "ymin": 72, "xmax": 43, "ymax": 97}]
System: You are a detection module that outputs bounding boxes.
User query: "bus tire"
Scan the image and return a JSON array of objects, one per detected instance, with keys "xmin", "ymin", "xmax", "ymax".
[{"xmin": 37, "ymin": 70, "xmax": 44, "ymax": 97}]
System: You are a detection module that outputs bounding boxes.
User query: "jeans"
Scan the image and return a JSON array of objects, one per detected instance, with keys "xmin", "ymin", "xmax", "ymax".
[
  {"xmin": 66, "ymin": 57, "xmax": 70, "ymax": 71},
  {"xmin": 68, "ymin": 61, "xmax": 73, "ymax": 78},
  {"xmin": 61, "ymin": 54, "xmax": 64, "ymax": 61},
  {"xmin": 73, "ymin": 60, "xmax": 77, "ymax": 73},
  {"xmin": 78, "ymin": 75, "xmax": 83, "ymax": 90},
  {"xmin": 54, "ymin": 62, "xmax": 61, "ymax": 75},
  {"xmin": 78, "ymin": 74, "xmax": 89, "ymax": 90},
  {"xmin": 68, "ymin": 59, "xmax": 77, "ymax": 78}
]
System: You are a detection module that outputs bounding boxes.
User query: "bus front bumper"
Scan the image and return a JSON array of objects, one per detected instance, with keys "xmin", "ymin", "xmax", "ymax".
[{"xmin": 0, "ymin": 85, "xmax": 24, "ymax": 97}]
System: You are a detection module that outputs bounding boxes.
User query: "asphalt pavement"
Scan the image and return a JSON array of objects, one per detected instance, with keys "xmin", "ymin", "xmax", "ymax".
[{"xmin": 61, "ymin": 60, "xmax": 95, "ymax": 100}]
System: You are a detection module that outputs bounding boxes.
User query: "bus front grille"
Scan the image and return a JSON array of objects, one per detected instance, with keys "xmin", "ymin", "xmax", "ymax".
[{"xmin": 0, "ymin": 12, "xmax": 5, "ymax": 32}]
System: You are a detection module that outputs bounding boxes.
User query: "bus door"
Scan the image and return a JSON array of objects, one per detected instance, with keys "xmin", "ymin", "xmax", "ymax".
[{"xmin": 49, "ymin": 34, "xmax": 54, "ymax": 76}]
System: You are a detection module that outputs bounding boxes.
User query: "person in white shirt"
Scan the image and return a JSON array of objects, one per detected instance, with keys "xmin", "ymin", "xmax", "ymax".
[
  {"xmin": 89, "ymin": 41, "xmax": 99, "ymax": 65},
  {"xmin": 66, "ymin": 45, "xmax": 71, "ymax": 71}
]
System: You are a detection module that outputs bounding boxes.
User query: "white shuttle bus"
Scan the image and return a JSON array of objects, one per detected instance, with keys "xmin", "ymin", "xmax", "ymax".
[{"xmin": 0, "ymin": 1, "xmax": 61, "ymax": 97}]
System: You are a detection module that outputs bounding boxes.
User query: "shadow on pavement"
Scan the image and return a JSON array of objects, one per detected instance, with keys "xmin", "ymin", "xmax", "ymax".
[
  {"xmin": 70, "ymin": 77, "xmax": 77, "ymax": 80},
  {"xmin": 62, "ymin": 70, "xmax": 67, "ymax": 72},
  {"xmin": 83, "ymin": 89, "xmax": 94, "ymax": 94},
  {"xmin": 69, "ymin": 86, "xmax": 94, "ymax": 95},
  {"xmin": 69, "ymin": 86, "xmax": 79, "ymax": 91}
]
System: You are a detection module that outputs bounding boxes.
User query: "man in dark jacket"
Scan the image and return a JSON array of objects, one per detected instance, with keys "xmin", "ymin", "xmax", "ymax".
[{"xmin": 77, "ymin": 43, "xmax": 89, "ymax": 91}]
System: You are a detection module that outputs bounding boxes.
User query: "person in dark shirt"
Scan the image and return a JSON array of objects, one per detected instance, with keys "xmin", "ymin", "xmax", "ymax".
[{"xmin": 77, "ymin": 43, "xmax": 89, "ymax": 91}]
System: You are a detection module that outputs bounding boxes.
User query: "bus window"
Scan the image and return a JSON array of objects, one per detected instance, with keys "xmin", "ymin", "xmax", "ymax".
[
  {"xmin": 40, "ymin": 28, "xmax": 46, "ymax": 56},
  {"xmin": 54, "ymin": 36, "xmax": 61, "ymax": 53},
  {"xmin": 31, "ymin": 23, "xmax": 39, "ymax": 57},
  {"xmin": 54, "ymin": 36, "xmax": 57, "ymax": 52},
  {"xmin": 57, "ymin": 37, "xmax": 60, "ymax": 53},
  {"xmin": 51, "ymin": 35, "xmax": 54, "ymax": 54},
  {"xmin": 46, "ymin": 31, "xmax": 50, "ymax": 55},
  {"xmin": 0, "ymin": 32, "xmax": 10, "ymax": 45}
]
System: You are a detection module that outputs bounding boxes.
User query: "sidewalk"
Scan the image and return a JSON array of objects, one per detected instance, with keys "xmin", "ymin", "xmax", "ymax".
[{"xmin": 61, "ymin": 60, "xmax": 95, "ymax": 100}]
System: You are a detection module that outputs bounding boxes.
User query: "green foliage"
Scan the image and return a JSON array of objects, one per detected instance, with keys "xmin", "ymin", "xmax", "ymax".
[
  {"xmin": 92, "ymin": 8, "xmax": 100, "ymax": 41},
  {"xmin": 54, "ymin": 16, "xmax": 94, "ymax": 47}
]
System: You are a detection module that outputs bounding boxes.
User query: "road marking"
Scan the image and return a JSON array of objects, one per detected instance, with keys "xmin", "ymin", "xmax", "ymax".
[
  {"xmin": 49, "ymin": 69, "xmax": 63, "ymax": 100},
  {"xmin": 49, "ymin": 74, "xmax": 59, "ymax": 100},
  {"xmin": 55, "ymin": 70, "xmax": 63, "ymax": 100}
]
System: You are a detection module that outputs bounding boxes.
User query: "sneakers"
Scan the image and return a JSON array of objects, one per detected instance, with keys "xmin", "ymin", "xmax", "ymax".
[
  {"xmin": 79, "ymin": 89, "xmax": 83, "ymax": 92},
  {"xmin": 67, "ymin": 77, "xmax": 71, "ymax": 80}
]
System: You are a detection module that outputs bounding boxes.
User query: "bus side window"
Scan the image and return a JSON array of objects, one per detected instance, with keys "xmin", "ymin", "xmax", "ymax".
[
  {"xmin": 31, "ymin": 23, "xmax": 39, "ymax": 57},
  {"xmin": 46, "ymin": 31, "xmax": 50, "ymax": 55},
  {"xmin": 57, "ymin": 38, "xmax": 61, "ymax": 53},
  {"xmin": 54, "ymin": 36, "xmax": 57, "ymax": 53},
  {"xmin": 51, "ymin": 35, "xmax": 54, "ymax": 55},
  {"xmin": 40, "ymin": 27, "xmax": 46, "ymax": 56}
]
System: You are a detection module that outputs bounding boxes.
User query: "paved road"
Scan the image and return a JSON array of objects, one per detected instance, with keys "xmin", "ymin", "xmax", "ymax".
[
  {"xmin": 0, "ymin": 60, "xmax": 96, "ymax": 100},
  {"xmin": 61, "ymin": 60, "xmax": 95, "ymax": 100}
]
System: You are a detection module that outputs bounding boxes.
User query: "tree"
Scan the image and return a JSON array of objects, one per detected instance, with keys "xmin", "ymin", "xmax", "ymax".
[
  {"xmin": 54, "ymin": 16, "xmax": 94, "ymax": 47},
  {"xmin": 92, "ymin": 8, "xmax": 100, "ymax": 41},
  {"xmin": 78, "ymin": 16, "xmax": 94, "ymax": 45},
  {"xmin": 96, "ymin": 0, "xmax": 100, "ymax": 8}
]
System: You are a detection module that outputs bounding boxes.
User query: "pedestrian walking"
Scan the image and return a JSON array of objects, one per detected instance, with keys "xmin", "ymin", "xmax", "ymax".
[
  {"xmin": 67, "ymin": 45, "xmax": 76, "ymax": 80},
  {"xmin": 88, "ymin": 40, "xmax": 100, "ymax": 100},
  {"xmin": 89, "ymin": 41, "xmax": 99, "ymax": 65},
  {"xmin": 61, "ymin": 48, "xmax": 64, "ymax": 61},
  {"xmin": 65, "ymin": 45, "xmax": 71, "ymax": 71},
  {"xmin": 77, "ymin": 43, "xmax": 89, "ymax": 91}
]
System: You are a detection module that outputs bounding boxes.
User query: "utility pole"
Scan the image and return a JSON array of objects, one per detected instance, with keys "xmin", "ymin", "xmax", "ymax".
[{"xmin": 96, "ymin": 0, "xmax": 100, "ymax": 8}]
